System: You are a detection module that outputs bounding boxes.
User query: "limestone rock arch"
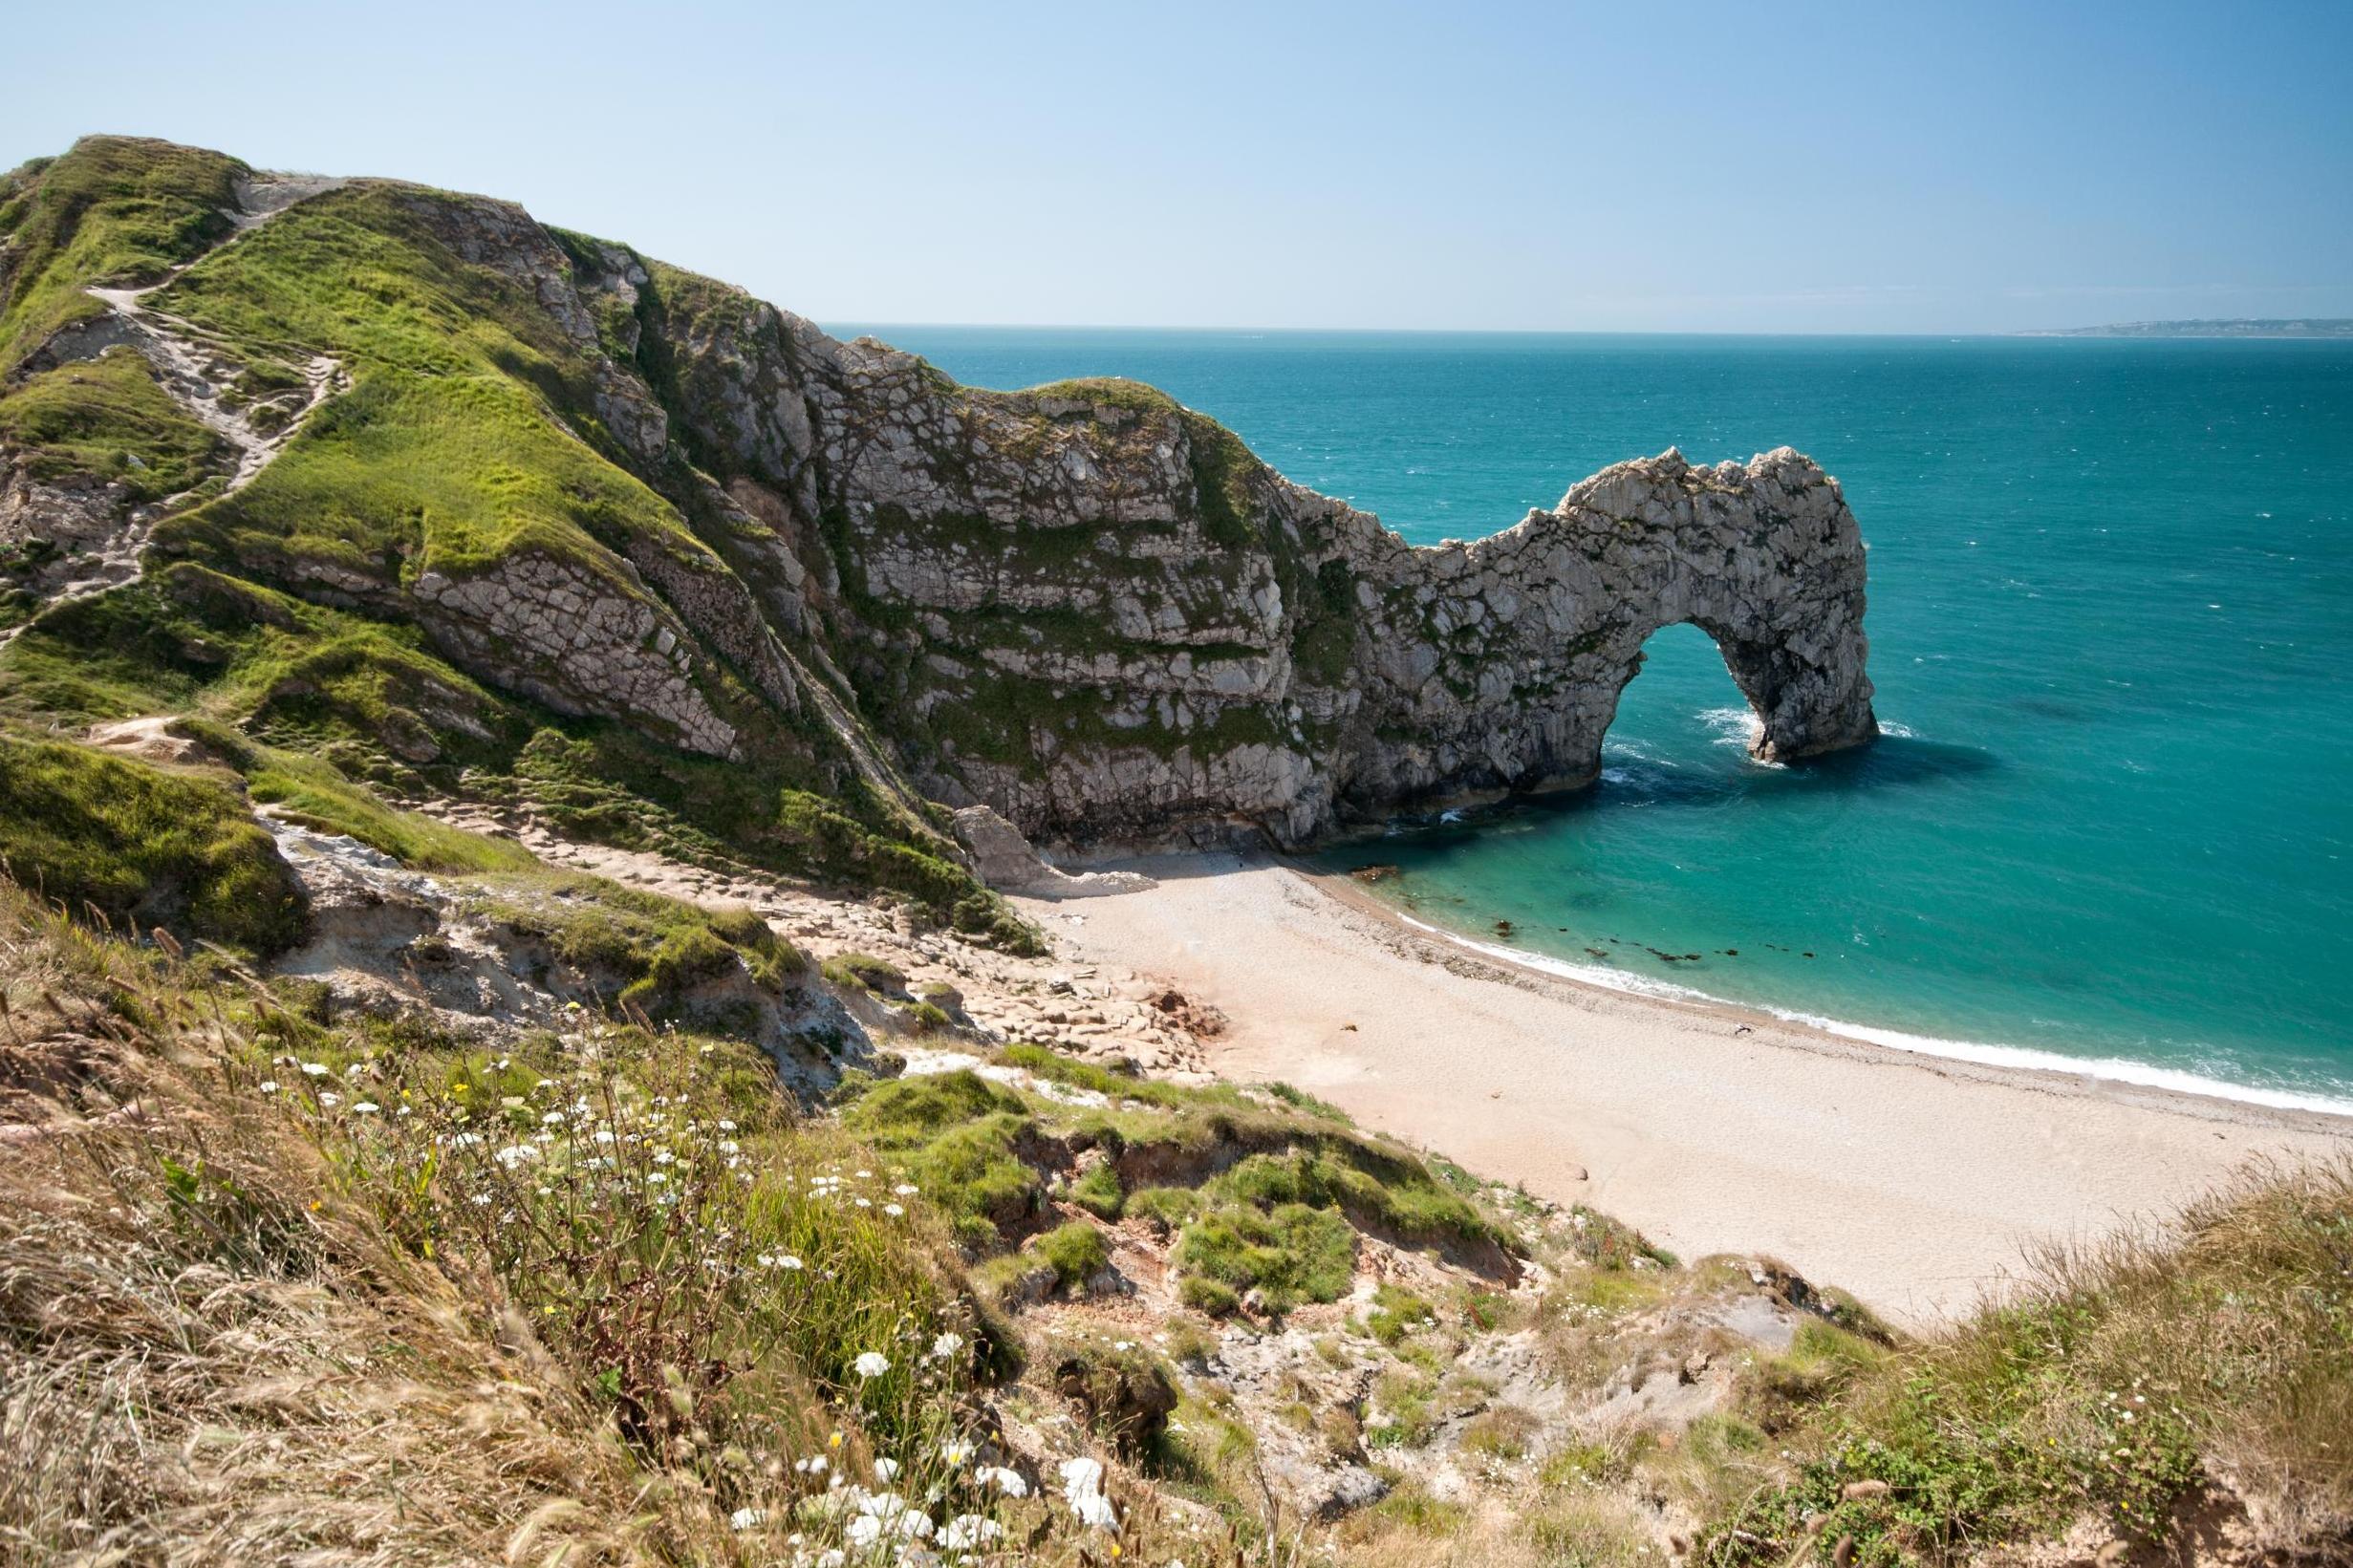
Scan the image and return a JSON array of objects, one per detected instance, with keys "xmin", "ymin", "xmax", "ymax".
[{"xmin": 1330, "ymin": 447, "xmax": 1878, "ymax": 819}]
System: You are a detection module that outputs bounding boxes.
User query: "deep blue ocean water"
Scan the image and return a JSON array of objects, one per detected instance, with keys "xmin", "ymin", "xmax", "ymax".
[{"xmin": 838, "ymin": 326, "xmax": 2353, "ymax": 1110}]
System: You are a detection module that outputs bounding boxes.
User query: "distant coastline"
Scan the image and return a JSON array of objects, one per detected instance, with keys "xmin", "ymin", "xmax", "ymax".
[{"xmin": 2019, "ymin": 317, "xmax": 2353, "ymax": 339}]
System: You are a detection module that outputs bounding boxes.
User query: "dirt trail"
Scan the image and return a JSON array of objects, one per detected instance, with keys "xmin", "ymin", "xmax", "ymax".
[{"xmin": 1, "ymin": 175, "xmax": 350, "ymax": 637}]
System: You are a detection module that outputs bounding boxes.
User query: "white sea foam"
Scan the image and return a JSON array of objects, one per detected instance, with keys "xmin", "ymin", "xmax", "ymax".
[
  {"xmin": 1396, "ymin": 915, "xmax": 2353, "ymax": 1119},
  {"xmin": 1697, "ymin": 705, "xmax": 1760, "ymax": 745}
]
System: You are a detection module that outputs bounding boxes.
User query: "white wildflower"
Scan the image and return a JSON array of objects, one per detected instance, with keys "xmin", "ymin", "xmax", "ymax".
[
  {"xmin": 874, "ymin": 1457, "xmax": 900, "ymax": 1482},
  {"xmin": 1061, "ymin": 1456, "xmax": 1115, "ymax": 1530},
  {"xmin": 930, "ymin": 1331, "xmax": 964, "ymax": 1360},
  {"xmin": 894, "ymin": 1182, "xmax": 919, "ymax": 1195},
  {"xmin": 353, "ymin": 1101, "xmax": 380, "ymax": 1114},
  {"xmin": 258, "ymin": 1081, "xmax": 279, "ymax": 1094},
  {"xmin": 301, "ymin": 1063, "xmax": 328, "ymax": 1077},
  {"xmin": 939, "ymin": 1439, "xmax": 973, "ymax": 1466},
  {"xmin": 884, "ymin": 1203, "xmax": 905, "ymax": 1217},
  {"xmin": 728, "ymin": 1506, "xmax": 765, "ymax": 1532},
  {"xmin": 940, "ymin": 1514, "xmax": 1001, "ymax": 1550},
  {"xmin": 318, "ymin": 1091, "xmax": 341, "ymax": 1107},
  {"xmin": 977, "ymin": 1465, "xmax": 1027, "ymax": 1497},
  {"xmin": 853, "ymin": 1351, "xmax": 892, "ymax": 1378}
]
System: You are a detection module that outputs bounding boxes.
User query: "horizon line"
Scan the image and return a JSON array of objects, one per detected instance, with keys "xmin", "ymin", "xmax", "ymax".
[{"xmin": 824, "ymin": 320, "xmax": 2353, "ymax": 342}]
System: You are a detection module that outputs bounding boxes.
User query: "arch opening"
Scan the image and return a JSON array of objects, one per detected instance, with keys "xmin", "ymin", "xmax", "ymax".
[{"xmin": 1600, "ymin": 620, "xmax": 1779, "ymax": 769}]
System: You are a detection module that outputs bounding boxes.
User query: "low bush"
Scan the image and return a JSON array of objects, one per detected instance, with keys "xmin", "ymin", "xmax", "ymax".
[{"xmin": 1036, "ymin": 1220, "xmax": 1111, "ymax": 1293}]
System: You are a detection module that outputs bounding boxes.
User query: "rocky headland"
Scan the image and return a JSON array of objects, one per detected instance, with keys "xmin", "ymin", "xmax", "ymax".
[{"xmin": 3, "ymin": 136, "xmax": 1875, "ymax": 866}]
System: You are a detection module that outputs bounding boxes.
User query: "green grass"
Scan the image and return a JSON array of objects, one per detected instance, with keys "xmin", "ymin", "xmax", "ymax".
[
  {"xmin": 821, "ymin": 951, "xmax": 907, "ymax": 993},
  {"xmin": 1069, "ymin": 1161, "xmax": 1125, "ymax": 1219},
  {"xmin": 997, "ymin": 1042, "xmax": 1198, "ymax": 1106},
  {"xmin": 1126, "ymin": 1185, "xmax": 1199, "ymax": 1233},
  {"xmin": 1172, "ymin": 1200, "xmax": 1357, "ymax": 1315},
  {"xmin": 0, "ymin": 136, "xmax": 246, "ymax": 371},
  {"xmin": 1199, "ymin": 1144, "xmax": 1500, "ymax": 1254},
  {"xmin": 839, "ymin": 1071, "xmax": 1044, "ymax": 1242},
  {"xmin": 1710, "ymin": 1161, "xmax": 2353, "ymax": 1566},
  {"xmin": 158, "ymin": 364, "xmax": 708, "ymax": 593},
  {"xmin": 826, "ymin": 1042, "xmax": 1519, "ymax": 1322},
  {"xmin": 0, "ymin": 730, "xmax": 303, "ymax": 953},
  {"xmin": 469, "ymin": 867, "xmax": 807, "ymax": 1015},
  {"xmin": 0, "ymin": 349, "xmax": 227, "ymax": 502},
  {"xmin": 1364, "ymin": 1283, "xmax": 1436, "ymax": 1346},
  {"xmin": 0, "ymin": 568, "xmax": 1034, "ymax": 943},
  {"xmin": 241, "ymin": 743, "xmax": 537, "ymax": 873},
  {"xmin": 1035, "ymin": 1219, "xmax": 1110, "ymax": 1293}
]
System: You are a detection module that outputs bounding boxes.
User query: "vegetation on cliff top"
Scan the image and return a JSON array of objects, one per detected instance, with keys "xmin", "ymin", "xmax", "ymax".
[
  {"xmin": 0, "ymin": 136, "xmax": 245, "ymax": 370},
  {"xmin": 0, "ymin": 136, "xmax": 1033, "ymax": 949}
]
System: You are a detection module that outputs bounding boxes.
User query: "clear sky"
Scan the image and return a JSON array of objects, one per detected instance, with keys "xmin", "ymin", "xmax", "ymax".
[{"xmin": 7, "ymin": 0, "xmax": 2349, "ymax": 333}]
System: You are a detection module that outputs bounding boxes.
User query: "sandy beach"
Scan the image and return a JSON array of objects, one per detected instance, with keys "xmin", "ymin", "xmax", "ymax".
[{"xmin": 1014, "ymin": 853, "xmax": 2351, "ymax": 1330}]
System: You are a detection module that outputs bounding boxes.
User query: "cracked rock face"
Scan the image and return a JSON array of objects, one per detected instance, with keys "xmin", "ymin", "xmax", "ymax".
[{"xmin": 637, "ymin": 287, "xmax": 1878, "ymax": 846}]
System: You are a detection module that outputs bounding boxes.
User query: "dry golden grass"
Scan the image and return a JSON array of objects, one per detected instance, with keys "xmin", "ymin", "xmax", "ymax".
[
  {"xmin": 0, "ymin": 884, "xmax": 1253, "ymax": 1567},
  {"xmin": 0, "ymin": 899, "xmax": 676, "ymax": 1566}
]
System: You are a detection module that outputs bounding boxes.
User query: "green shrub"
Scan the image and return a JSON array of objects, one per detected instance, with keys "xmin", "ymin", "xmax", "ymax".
[
  {"xmin": 473, "ymin": 869, "xmax": 804, "ymax": 1019},
  {"xmin": 1126, "ymin": 1185, "xmax": 1199, "ymax": 1233},
  {"xmin": 1364, "ymin": 1283, "xmax": 1435, "ymax": 1346},
  {"xmin": 1459, "ymin": 1404, "xmax": 1540, "ymax": 1461},
  {"xmin": 1069, "ymin": 1162, "xmax": 1124, "ymax": 1219},
  {"xmin": 822, "ymin": 951, "xmax": 907, "ymax": 994},
  {"xmin": 1049, "ymin": 1338, "xmax": 1178, "ymax": 1458},
  {"xmin": 840, "ymin": 1072, "xmax": 1042, "ymax": 1242},
  {"xmin": 1173, "ymin": 1200, "xmax": 1355, "ymax": 1314},
  {"xmin": 1036, "ymin": 1220, "xmax": 1110, "ymax": 1293},
  {"xmin": 1178, "ymin": 1275, "xmax": 1241, "ymax": 1317}
]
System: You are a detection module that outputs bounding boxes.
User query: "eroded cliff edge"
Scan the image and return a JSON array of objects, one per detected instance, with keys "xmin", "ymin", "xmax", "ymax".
[
  {"xmin": 1, "ymin": 138, "xmax": 1875, "ymax": 858},
  {"xmin": 643, "ymin": 299, "xmax": 1878, "ymax": 847}
]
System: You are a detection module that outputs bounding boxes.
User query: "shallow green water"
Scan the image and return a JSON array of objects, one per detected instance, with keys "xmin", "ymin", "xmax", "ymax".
[{"xmin": 851, "ymin": 327, "xmax": 2353, "ymax": 1109}]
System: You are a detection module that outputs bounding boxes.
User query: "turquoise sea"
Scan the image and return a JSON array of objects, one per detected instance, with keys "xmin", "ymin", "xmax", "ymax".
[{"xmin": 842, "ymin": 327, "xmax": 2353, "ymax": 1111}]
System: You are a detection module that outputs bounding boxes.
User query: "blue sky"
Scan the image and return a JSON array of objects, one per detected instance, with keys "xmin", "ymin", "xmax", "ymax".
[{"xmin": 7, "ymin": 0, "xmax": 2348, "ymax": 333}]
